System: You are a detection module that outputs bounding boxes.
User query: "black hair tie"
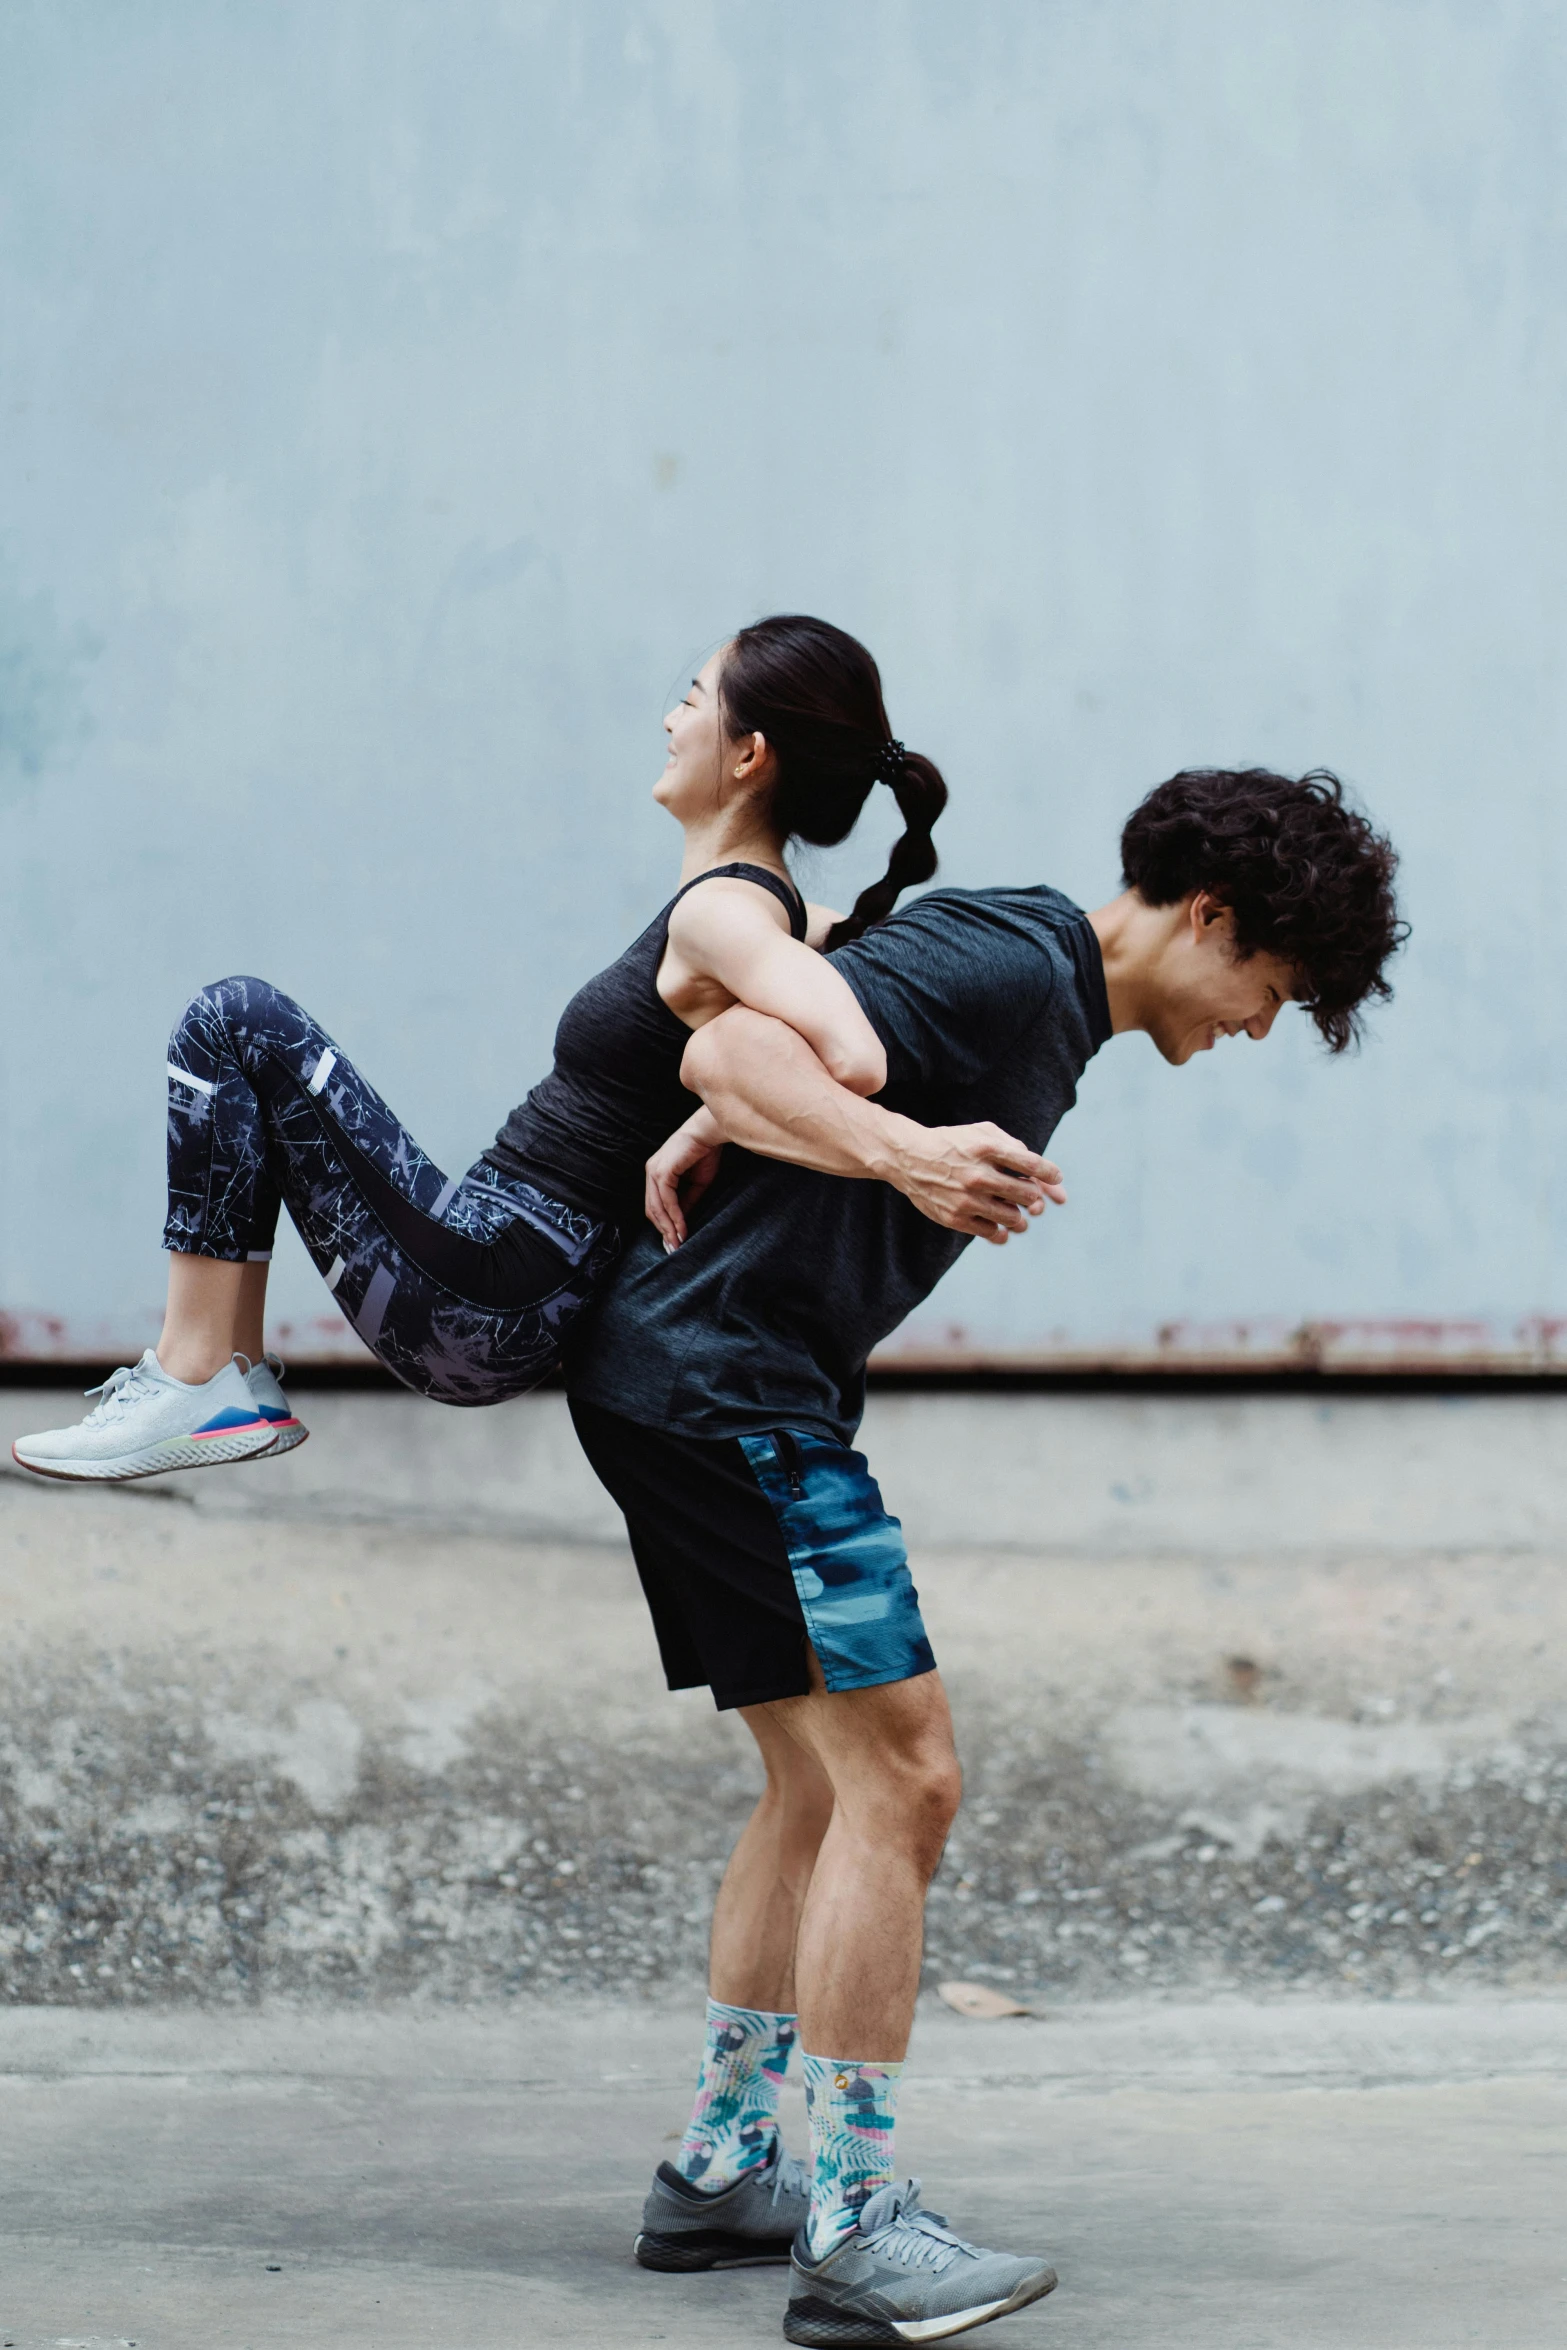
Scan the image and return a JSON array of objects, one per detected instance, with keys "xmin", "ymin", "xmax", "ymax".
[{"xmin": 875, "ymin": 738, "xmax": 908, "ymax": 786}]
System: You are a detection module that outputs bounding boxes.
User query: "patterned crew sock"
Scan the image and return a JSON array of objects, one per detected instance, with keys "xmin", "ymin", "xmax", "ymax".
[
  {"xmin": 675, "ymin": 1998, "xmax": 798, "ymax": 2192},
  {"xmin": 802, "ymin": 2053, "xmax": 904, "ymax": 2257}
]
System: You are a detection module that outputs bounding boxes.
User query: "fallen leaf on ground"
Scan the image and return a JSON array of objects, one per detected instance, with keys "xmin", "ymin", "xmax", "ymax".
[{"xmin": 936, "ymin": 1979, "xmax": 1034, "ymax": 2019}]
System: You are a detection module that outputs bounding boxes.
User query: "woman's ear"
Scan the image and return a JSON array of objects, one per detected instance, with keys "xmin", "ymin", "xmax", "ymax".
[{"xmin": 732, "ymin": 730, "xmax": 771, "ymax": 784}]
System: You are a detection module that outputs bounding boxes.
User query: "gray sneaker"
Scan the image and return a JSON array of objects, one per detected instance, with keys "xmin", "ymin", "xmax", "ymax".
[
  {"xmin": 784, "ymin": 2178, "xmax": 1057, "ymax": 2345},
  {"xmin": 635, "ymin": 2140, "xmax": 810, "ymax": 2271},
  {"xmin": 11, "ymin": 1351, "xmax": 279, "ymax": 1482},
  {"xmin": 246, "ymin": 1353, "xmax": 309, "ymax": 1456}
]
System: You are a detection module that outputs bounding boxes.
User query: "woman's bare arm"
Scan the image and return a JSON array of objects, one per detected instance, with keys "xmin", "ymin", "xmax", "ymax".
[
  {"xmin": 662, "ymin": 879, "xmax": 888, "ymax": 1094},
  {"xmin": 649, "ymin": 879, "xmax": 1066, "ymax": 1247},
  {"xmin": 648, "ymin": 880, "xmax": 885, "ymax": 1245},
  {"xmin": 676, "ymin": 1008, "xmax": 1066, "ymax": 1244}
]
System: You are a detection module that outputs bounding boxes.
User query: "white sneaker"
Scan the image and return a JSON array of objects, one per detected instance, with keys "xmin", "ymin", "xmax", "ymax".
[
  {"xmin": 247, "ymin": 1353, "xmax": 309, "ymax": 1456},
  {"xmin": 11, "ymin": 1351, "xmax": 280, "ymax": 1482}
]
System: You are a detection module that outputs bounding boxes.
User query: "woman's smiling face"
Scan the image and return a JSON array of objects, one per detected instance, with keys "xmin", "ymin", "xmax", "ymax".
[{"xmin": 654, "ymin": 646, "xmax": 730, "ymax": 822}]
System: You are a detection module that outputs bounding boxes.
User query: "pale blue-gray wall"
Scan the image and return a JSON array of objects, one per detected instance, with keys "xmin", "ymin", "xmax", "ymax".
[{"xmin": 3, "ymin": 2, "xmax": 1563, "ymax": 1366}]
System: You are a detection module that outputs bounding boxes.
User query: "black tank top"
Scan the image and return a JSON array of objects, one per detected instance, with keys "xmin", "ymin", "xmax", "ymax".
[{"xmin": 485, "ymin": 863, "xmax": 808, "ymax": 1226}]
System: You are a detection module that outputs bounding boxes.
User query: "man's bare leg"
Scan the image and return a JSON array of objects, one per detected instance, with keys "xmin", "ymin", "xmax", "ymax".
[
  {"xmin": 766, "ymin": 1661, "xmax": 960, "ymax": 2059},
  {"xmin": 658, "ymin": 1706, "xmax": 834, "ymax": 2206},
  {"xmin": 709, "ymin": 1704, "xmax": 835, "ymax": 2012},
  {"xmin": 750, "ymin": 1661, "xmax": 962, "ymax": 2261}
]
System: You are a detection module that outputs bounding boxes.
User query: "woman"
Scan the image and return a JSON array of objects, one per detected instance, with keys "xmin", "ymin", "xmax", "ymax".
[{"xmin": 14, "ymin": 615, "xmax": 948, "ymax": 1482}]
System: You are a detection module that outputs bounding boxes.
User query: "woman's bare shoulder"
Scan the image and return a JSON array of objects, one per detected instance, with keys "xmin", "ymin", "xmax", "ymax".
[{"xmin": 667, "ymin": 872, "xmax": 797, "ymax": 947}]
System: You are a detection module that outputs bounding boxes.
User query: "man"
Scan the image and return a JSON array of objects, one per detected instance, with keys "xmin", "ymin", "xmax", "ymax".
[{"xmin": 567, "ymin": 767, "xmax": 1403, "ymax": 2348}]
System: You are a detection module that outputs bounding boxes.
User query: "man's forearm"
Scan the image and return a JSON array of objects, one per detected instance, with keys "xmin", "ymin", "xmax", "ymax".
[
  {"xmin": 682, "ymin": 1009, "xmax": 920, "ymax": 1184},
  {"xmin": 681, "ymin": 1007, "xmax": 1059, "ymax": 1244},
  {"xmin": 674, "ymin": 1102, "xmax": 726, "ymax": 1149}
]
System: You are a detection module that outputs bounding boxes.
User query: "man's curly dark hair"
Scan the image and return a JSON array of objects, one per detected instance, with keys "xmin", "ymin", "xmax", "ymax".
[{"xmin": 1120, "ymin": 768, "xmax": 1406, "ymax": 1052}]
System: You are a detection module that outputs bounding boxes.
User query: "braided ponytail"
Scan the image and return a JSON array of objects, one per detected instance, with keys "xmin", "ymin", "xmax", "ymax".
[
  {"xmin": 717, "ymin": 614, "xmax": 949, "ymax": 952},
  {"xmin": 824, "ymin": 748, "xmax": 948, "ymax": 949}
]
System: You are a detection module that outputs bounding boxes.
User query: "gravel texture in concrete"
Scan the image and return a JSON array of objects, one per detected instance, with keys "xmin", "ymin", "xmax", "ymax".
[{"xmin": 1, "ymin": 1392, "xmax": 1564, "ymax": 2005}]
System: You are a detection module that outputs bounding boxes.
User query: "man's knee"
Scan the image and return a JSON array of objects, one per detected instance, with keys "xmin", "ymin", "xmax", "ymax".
[
  {"xmin": 764, "ymin": 1746, "xmax": 837, "ymax": 1839},
  {"xmin": 821, "ymin": 1675, "xmax": 962, "ymax": 1868},
  {"xmin": 899, "ymin": 1742, "xmax": 962, "ymax": 1870},
  {"xmin": 742, "ymin": 1705, "xmax": 835, "ymax": 1836},
  {"xmin": 848, "ymin": 1746, "xmax": 959, "ymax": 1880}
]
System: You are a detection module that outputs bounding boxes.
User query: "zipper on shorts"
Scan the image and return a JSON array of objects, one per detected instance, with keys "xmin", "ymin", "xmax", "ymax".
[{"xmin": 772, "ymin": 1429, "xmax": 805, "ymax": 1499}]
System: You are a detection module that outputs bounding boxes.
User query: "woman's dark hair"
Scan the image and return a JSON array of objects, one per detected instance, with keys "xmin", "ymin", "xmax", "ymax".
[
  {"xmin": 717, "ymin": 613, "xmax": 948, "ymax": 949},
  {"xmin": 1120, "ymin": 767, "xmax": 1406, "ymax": 1053}
]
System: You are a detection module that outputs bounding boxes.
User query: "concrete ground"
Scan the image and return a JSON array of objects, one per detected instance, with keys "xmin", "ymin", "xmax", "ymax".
[
  {"xmin": 2, "ymin": 1997, "xmax": 1565, "ymax": 2347},
  {"xmin": 1, "ymin": 1387, "xmax": 1565, "ymax": 2343}
]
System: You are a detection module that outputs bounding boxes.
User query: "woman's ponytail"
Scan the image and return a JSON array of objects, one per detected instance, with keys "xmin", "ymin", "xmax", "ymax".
[
  {"xmin": 824, "ymin": 750, "xmax": 948, "ymax": 950},
  {"xmin": 717, "ymin": 615, "xmax": 950, "ymax": 949}
]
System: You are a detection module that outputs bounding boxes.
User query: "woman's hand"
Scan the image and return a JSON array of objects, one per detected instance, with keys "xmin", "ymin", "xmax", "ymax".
[{"xmin": 646, "ymin": 1117, "xmax": 726, "ymax": 1250}]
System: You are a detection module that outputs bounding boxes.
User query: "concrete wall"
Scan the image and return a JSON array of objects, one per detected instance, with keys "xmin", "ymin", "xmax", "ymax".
[
  {"xmin": 3, "ymin": 2, "xmax": 1565, "ymax": 1366},
  {"xmin": 9, "ymin": 1385, "xmax": 1567, "ymax": 1556}
]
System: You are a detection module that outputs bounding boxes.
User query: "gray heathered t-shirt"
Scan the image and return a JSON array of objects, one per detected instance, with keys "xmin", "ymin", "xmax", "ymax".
[{"xmin": 564, "ymin": 884, "xmax": 1113, "ymax": 1445}]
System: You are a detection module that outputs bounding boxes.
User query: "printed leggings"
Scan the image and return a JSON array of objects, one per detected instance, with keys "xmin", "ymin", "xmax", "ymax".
[{"xmin": 163, "ymin": 976, "xmax": 619, "ymax": 1405}]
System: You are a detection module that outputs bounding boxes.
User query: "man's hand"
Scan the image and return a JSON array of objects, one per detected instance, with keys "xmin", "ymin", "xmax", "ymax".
[
  {"xmin": 646, "ymin": 1123, "xmax": 726, "ymax": 1250},
  {"xmin": 885, "ymin": 1121, "xmax": 1066, "ymax": 1242},
  {"xmin": 679, "ymin": 1009, "xmax": 1069, "ymax": 1242}
]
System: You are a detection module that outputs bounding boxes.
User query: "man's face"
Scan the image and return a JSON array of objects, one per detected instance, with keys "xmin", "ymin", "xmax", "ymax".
[{"xmin": 1146, "ymin": 893, "xmax": 1297, "ymax": 1066}]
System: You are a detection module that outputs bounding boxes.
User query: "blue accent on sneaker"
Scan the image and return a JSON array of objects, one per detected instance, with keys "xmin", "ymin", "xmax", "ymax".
[{"xmin": 194, "ymin": 1406, "xmax": 268, "ymax": 1436}]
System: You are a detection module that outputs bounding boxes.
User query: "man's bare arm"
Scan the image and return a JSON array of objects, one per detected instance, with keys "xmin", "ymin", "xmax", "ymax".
[{"xmin": 679, "ymin": 1008, "xmax": 1065, "ymax": 1244}]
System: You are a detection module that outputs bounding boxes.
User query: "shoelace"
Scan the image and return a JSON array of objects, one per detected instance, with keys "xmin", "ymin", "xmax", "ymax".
[
  {"xmin": 80, "ymin": 1350, "xmax": 254, "ymax": 1425},
  {"xmin": 81, "ymin": 1362, "xmax": 159, "ymax": 1425},
  {"xmin": 856, "ymin": 2179, "xmax": 979, "ymax": 2275}
]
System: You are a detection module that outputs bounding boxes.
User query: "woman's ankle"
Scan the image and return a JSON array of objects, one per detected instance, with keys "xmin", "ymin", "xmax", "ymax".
[
  {"xmin": 154, "ymin": 1341, "xmax": 230, "ymax": 1386},
  {"xmin": 159, "ymin": 1253, "xmax": 253, "ymax": 1386}
]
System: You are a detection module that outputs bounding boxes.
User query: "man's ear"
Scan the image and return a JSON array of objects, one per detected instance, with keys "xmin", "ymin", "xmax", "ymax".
[{"xmin": 1189, "ymin": 890, "xmax": 1235, "ymax": 942}]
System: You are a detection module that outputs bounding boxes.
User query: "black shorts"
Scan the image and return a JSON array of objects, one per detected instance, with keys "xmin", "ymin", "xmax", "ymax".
[{"xmin": 569, "ymin": 1398, "xmax": 937, "ymax": 1712}]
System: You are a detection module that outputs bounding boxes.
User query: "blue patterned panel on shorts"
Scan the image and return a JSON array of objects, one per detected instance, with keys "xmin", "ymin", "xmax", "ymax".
[{"xmin": 738, "ymin": 1430, "xmax": 937, "ymax": 1694}]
